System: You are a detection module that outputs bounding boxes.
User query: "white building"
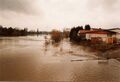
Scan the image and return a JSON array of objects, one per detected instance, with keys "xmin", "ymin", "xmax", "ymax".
[
  {"xmin": 79, "ymin": 30, "xmax": 117, "ymax": 43},
  {"xmin": 109, "ymin": 28, "xmax": 120, "ymax": 40}
]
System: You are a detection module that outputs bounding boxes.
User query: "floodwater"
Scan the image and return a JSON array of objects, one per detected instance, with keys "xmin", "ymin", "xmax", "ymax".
[{"xmin": 0, "ymin": 35, "xmax": 120, "ymax": 81}]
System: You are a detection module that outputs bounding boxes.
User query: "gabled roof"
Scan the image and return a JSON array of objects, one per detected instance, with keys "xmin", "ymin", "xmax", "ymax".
[
  {"xmin": 79, "ymin": 30, "xmax": 95, "ymax": 34},
  {"xmin": 108, "ymin": 28, "xmax": 120, "ymax": 30},
  {"xmin": 108, "ymin": 28, "xmax": 120, "ymax": 33},
  {"xmin": 79, "ymin": 30, "xmax": 116, "ymax": 34},
  {"xmin": 103, "ymin": 30, "xmax": 116, "ymax": 34}
]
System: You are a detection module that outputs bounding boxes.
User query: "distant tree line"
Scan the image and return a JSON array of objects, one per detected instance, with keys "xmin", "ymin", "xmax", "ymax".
[
  {"xmin": 0, "ymin": 24, "xmax": 91, "ymax": 38},
  {"xmin": 69, "ymin": 24, "xmax": 91, "ymax": 42},
  {"xmin": 0, "ymin": 25, "xmax": 28, "ymax": 36},
  {"xmin": 28, "ymin": 30, "xmax": 50, "ymax": 35},
  {"xmin": 0, "ymin": 25, "xmax": 50, "ymax": 36}
]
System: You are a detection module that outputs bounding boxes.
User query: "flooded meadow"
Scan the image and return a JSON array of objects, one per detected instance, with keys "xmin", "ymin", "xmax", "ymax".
[{"xmin": 0, "ymin": 35, "xmax": 120, "ymax": 81}]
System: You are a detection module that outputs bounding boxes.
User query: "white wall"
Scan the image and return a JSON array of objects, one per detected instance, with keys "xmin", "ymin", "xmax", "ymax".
[
  {"xmin": 86, "ymin": 34, "xmax": 107, "ymax": 40},
  {"xmin": 116, "ymin": 33, "xmax": 120, "ymax": 40},
  {"xmin": 111, "ymin": 29, "xmax": 120, "ymax": 33},
  {"xmin": 86, "ymin": 34, "xmax": 116, "ymax": 42}
]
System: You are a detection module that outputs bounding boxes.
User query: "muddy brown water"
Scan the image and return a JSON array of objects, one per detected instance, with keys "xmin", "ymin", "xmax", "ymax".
[{"xmin": 0, "ymin": 35, "xmax": 120, "ymax": 81}]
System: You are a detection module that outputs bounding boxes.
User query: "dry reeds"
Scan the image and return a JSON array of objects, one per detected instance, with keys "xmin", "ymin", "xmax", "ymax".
[{"xmin": 51, "ymin": 30, "xmax": 62, "ymax": 42}]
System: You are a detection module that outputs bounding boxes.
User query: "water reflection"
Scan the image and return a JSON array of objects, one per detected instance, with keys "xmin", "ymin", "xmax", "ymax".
[{"xmin": 0, "ymin": 35, "xmax": 120, "ymax": 81}]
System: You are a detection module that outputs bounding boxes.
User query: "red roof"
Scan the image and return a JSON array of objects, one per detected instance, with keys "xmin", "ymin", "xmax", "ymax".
[{"xmin": 79, "ymin": 30, "xmax": 111, "ymax": 34}]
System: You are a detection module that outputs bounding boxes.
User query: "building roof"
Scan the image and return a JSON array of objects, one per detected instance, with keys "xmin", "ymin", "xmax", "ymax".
[
  {"xmin": 108, "ymin": 28, "xmax": 120, "ymax": 33},
  {"xmin": 79, "ymin": 30, "xmax": 96, "ymax": 34},
  {"xmin": 108, "ymin": 28, "xmax": 120, "ymax": 30},
  {"xmin": 79, "ymin": 30, "xmax": 116, "ymax": 34}
]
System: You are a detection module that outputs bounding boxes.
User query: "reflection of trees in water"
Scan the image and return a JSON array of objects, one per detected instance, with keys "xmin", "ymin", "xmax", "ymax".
[
  {"xmin": 44, "ymin": 35, "xmax": 62, "ymax": 55},
  {"xmin": 70, "ymin": 41, "xmax": 90, "ymax": 52},
  {"xmin": 52, "ymin": 43, "xmax": 60, "ymax": 47},
  {"xmin": 51, "ymin": 41, "xmax": 64, "ymax": 56},
  {"xmin": 52, "ymin": 40, "xmax": 63, "ymax": 52},
  {"xmin": 44, "ymin": 37, "xmax": 94, "ymax": 56},
  {"xmin": 44, "ymin": 44, "xmax": 48, "ymax": 52},
  {"xmin": 44, "ymin": 36, "xmax": 50, "ymax": 54},
  {"xmin": 44, "ymin": 42, "xmax": 48, "ymax": 55}
]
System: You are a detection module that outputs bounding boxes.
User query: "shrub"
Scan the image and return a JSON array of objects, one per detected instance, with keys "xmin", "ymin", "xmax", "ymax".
[{"xmin": 51, "ymin": 30, "xmax": 62, "ymax": 42}]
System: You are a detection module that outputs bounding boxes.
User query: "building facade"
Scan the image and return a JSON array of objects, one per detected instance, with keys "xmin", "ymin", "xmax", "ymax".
[{"xmin": 79, "ymin": 30, "xmax": 117, "ymax": 44}]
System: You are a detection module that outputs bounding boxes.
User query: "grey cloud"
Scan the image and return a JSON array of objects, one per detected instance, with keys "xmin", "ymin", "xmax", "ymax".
[
  {"xmin": 88, "ymin": 0, "xmax": 120, "ymax": 12},
  {"xmin": 0, "ymin": 0, "xmax": 40, "ymax": 14}
]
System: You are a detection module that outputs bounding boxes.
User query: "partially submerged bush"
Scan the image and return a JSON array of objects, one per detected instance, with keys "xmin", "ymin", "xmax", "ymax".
[
  {"xmin": 51, "ymin": 30, "xmax": 62, "ymax": 42},
  {"xmin": 63, "ymin": 30, "xmax": 69, "ymax": 38}
]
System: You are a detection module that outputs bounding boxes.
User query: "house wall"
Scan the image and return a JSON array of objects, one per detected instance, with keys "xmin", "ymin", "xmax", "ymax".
[
  {"xmin": 86, "ymin": 34, "xmax": 107, "ymax": 42},
  {"xmin": 106, "ymin": 37, "xmax": 118, "ymax": 44},
  {"xmin": 86, "ymin": 33, "xmax": 116, "ymax": 43},
  {"xmin": 111, "ymin": 29, "xmax": 120, "ymax": 33},
  {"xmin": 109, "ymin": 29, "xmax": 120, "ymax": 40},
  {"xmin": 116, "ymin": 33, "xmax": 120, "ymax": 40}
]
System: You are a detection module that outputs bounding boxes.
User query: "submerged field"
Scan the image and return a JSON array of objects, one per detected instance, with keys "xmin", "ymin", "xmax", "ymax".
[{"xmin": 0, "ymin": 35, "xmax": 120, "ymax": 81}]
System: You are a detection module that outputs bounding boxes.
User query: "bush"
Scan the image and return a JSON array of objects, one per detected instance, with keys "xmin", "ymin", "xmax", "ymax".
[{"xmin": 51, "ymin": 30, "xmax": 62, "ymax": 42}]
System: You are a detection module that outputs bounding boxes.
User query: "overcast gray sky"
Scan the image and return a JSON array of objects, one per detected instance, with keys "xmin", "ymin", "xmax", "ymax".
[{"xmin": 0, "ymin": 0, "xmax": 120, "ymax": 31}]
